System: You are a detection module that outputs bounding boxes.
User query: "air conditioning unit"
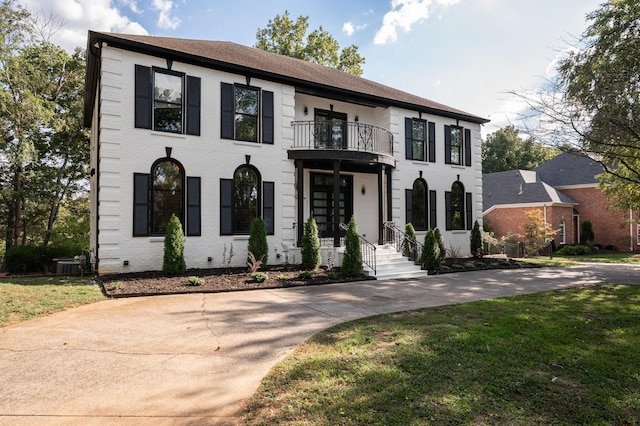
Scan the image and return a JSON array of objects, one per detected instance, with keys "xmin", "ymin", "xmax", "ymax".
[{"xmin": 56, "ymin": 261, "xmax": 81, "ymax": 275}]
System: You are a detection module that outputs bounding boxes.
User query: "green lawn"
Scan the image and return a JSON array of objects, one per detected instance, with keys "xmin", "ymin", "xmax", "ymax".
[
  {"xmin": 0, "ymin": 276, "xmax": 105, "ymax": 327},
  {"xmin": 245, "ymin": 285, "xmax": 640, "ymax": 425}
]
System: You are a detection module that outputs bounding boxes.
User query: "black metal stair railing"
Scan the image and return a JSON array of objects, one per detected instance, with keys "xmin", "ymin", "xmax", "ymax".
[
  {"xmin": 383, "ymin": 222, "xmax": 424, "ymax": 264},
  {"xmin": 340, "ymin": 222, "xmax": 377, "ymax": 275}
]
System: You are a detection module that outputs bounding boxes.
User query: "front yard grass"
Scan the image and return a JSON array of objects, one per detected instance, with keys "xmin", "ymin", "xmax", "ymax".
[
  {"xmin": 0, "ymin": 276, "xmax": 105, "ymax": 328},
  {"xmin": 245, "ymin": 285, "xmax": 640, "ymax": 425}
]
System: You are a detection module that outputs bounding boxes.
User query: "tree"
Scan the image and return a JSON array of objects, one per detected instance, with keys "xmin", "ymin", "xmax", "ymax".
[
  {"xmin": 341, "ymin": 217, "xmax": 362, "ymax": 277},
  {"xmin": 422, "ymin": 229, "xmax": 440, "ymax": 271},
  {"xmin": 255, "ymin": 10, "xmax": 365, "ymax": 76},
  {"xmin": 163, "ymin": 214, "xmax": 186, "ymax": 274},
  {"xmin": 248, "ymin": 217, "xmax": 269, "ymax": 267},
  {"xmin": 301, "ymin": 216, "xmax": 321, "ymax": 270},
  {"xmin": 519, "ymin": 209, "xmax": 556, "ymax": 256},
  {"xmin": 402, "ymin": 222, "xmax": 417, "ymax": 260},
  {"xmin": 434, "ymin": 228, "xmax": 446, "ymax": 261},
  {"xmin": 580, "ymin": 220, "xmax": 595, "ymax": 247},
  {"xmin": 482, "ymin": 126, "xmax": 557, "ymax": 173},
  {"xmin": 0, "ymin": 1, "xmax": 88, "ymax": 251},
  {"xmin": 517, "ymin": 0, "xmax": 640, "ymax": 208},
  {"xmin": 470, "ymin": 220, "xmax": 482, "ymax": 258}
]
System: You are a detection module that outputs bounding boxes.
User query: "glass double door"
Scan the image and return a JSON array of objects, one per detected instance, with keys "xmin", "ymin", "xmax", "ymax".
[{"xmin": 311, "ymin": 174, "xmax": 353, "ymax": 238}]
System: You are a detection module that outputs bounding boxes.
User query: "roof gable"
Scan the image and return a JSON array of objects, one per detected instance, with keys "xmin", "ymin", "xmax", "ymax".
[
  {"xmin": 84, "ymin": 31, "xmax": 489, "ymax": 127},
  {"xmin": 534, "ymin": 151, "xmax": 605, "ymax": 187}
]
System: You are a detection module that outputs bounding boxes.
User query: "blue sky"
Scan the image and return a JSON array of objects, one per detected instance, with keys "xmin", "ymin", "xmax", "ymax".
[{"xmin": 23, "ymin": 0, "xmax": 603, "ymax": 136}]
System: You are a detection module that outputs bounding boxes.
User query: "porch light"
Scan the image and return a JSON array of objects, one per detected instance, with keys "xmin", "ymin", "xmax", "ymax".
[
  {"xmin": 361, "ymin": 185, "xmax": 366, "ymax": 195},
  {"xmin": 303, "ymin": 106, "xmax": 308, "ymax": 115}
]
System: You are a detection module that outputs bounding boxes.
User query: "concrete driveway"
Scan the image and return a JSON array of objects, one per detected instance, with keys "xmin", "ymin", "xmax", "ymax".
[{"xmin": 1, "ymin": 264, "xmax": 639, "ymax": 425}]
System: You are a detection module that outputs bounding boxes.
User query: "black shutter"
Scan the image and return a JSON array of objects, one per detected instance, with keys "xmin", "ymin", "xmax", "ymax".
[
  {"xmin": 428, "ymin": 121, "xmax": 436, "ymax": 163},
  {"xmin": 262, "ymin": 91, "xmax": 274, "ymax": 144},
  {"xmin": 405, "ymin": 189, "xmax": 413, "ymax": 225},
  {"xmin": 464, "ymin": 128, "xmax": 472, "ymax": 167},
  {"xmin": 221, "ymin": 83, "xmax": 234, "ymax": 139},
  {"xmin": 186, "ymin": 176, "xmax": 201, "ymax": 236},
  {"xmin": 466, "ymin": 192, "xmax": 473, "ymax": 230},
  {"xmin": 133, "ymin": 173, "xmax": 150, "ymax": 236},
  {"xmin": 135, "ymin": 65, "xmax": 152, "ymax": 129},
  {"xmin": 444, "ymin": 125, "xmax": 452, "ymax": 165},
  {"xmin": 263, "ymin": 181, "xmax": 275, "ymax": 235},
  {"xmin": 445, "ymin": 191, "xmax": 452, "ymax": 230},
  {"xmin": 405, "ymin": 118, "xmax": 413, "ymax": 160},
  {"xmin": 429, "ymin": 190, "xmax": 437, "ymax": 229},
  {"xmin": 220, "ymin": 178, "xmax": 233, "ymax": 235},
  {"xmin": 186, "ymin": 76, "xmax": 201, "ymax": 136}
]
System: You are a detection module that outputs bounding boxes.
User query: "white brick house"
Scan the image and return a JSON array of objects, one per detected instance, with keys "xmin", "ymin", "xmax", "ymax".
[{"xmin": 84, "ymin": 31, "xmax": 489, "ymax": 275}]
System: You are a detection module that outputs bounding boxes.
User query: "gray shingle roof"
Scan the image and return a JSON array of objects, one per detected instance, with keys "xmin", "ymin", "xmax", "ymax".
[
  {"xmin": 483, "ymin": 170, "xmax": 576, "ymax": 212},
  {"xmin": 84, "ymin": 31, "xmax": 489, "ymax": 127},
  {"xmin": 534, "ymin": 151, "xmax": 604, "ymax": 186}
]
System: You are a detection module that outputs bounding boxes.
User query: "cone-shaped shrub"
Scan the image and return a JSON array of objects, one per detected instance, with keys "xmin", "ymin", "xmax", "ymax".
[
  {"xmin": 301, "ymin": 216, "xmax": 321, "ymax": 270},
  {"xmin": 434, "ymin": 228, "xmax": 446, "ymax": 261},
  {"xmin": 470, "ymin": 220, "xmax": 482, "ymax": 258},
  {"xmin": 163, "ymin": 214, "xmax": 186, "ymax": 274},
  {"xmin": 341, "ymin": 217, "xmax": 363, "ymax": 277},
  {"xmin": 248, "ymin": 217, "xmax": 269, "ymax": 267},
  {"xmin": 422, "ymin": 228, "xmax": 441, "ymax": 271},
  {"xmin": 402, "ymin": 223, "xmax": 417, "ymax": 260}
]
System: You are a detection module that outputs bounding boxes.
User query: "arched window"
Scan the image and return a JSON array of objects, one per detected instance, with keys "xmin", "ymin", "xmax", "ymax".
[
  {"xmin": 151, "ymin": 159, "xmax": 184, "ymax": 234},
  {"xmin": 446, "ymin": 181, "xmax": 465, "ymax": 230},
  {"xmin": 233, "ymin": 165, "xmax": 260, "ymax": 234},
  {"xmin": 412, "ymin": 178, "xmax": 428, "ymax": 230}
]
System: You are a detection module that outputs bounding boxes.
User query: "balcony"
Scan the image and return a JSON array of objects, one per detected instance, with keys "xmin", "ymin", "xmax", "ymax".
[{"xmin": 290, "ymin": 120, "xmax": 394, "ymax": 166}]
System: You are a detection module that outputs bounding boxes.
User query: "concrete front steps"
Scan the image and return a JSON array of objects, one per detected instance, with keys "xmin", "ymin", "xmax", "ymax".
[{"xmin": 363, "ymin": 244, "xmax": 429, "ymax": 280}]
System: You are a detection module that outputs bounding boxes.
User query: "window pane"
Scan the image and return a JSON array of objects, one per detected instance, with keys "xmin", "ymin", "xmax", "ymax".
[
  {"xmin": 413, "ymin": 141, "xmax": 424, "ymax": 161},
  {"xmin": 152, "ymin": 160, "xmax": 182, "ymax": 234},
  {"xmin": 412, "ymin": 179, "xmax": 427, "ymax": 230},
  {"xmin": 412, "ymin": 121, "xmax": 425, "ymax": 140},
  {"xmin": 234, "ymin": 166, "xmax": 259, "ymax": 233},
  {"xmin": 154, "ymin": 72, "xmax": 183, "ymax": 133},
  {"xmin": 451, "ymin": 182, "xmax": 463, "ymax": 229},
  {"xmin": 235, "ymin": 87, "xmax": 258, "ymax": 115},
  {"xmin": 235, "ymin": 114, "xmax": 258, "ymax": 142},
  {"xmin": 450, "ymin": 127, "xmax": 462, "ymax": 165}
]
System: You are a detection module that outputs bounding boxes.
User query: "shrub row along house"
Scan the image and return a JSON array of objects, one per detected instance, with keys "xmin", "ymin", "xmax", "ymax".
[
  {"xmin": 483, "ymin": 151, "xmax": 640, "ymax": 252},
  {"xmin": 84, "ymin": 31, "xmax": 489, "ymax": 275}
]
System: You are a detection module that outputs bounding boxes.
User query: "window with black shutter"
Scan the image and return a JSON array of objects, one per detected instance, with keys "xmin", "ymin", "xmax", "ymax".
[{"xmin": 220, "ymin": 83, "xmax": 274, "ymax": 143}]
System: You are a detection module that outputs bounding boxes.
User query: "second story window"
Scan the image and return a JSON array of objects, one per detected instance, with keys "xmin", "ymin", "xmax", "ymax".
[
  {"xmin": 447, "ymin": 126, "xmax": 462, "ymax": 165},
  {"xmin": 154, "ymin": 71, "xmax": 183, "ymax": 133},
  {"xmin": 221, "ymin": 83, "xmax": 274, "ymax": 144},
  {"xmin": 445, "ymin": 125, "xmax": 472, "ymax": 166},
  {"xmin": 405, "ymin": 117, "xmax": 435, "ymax": 162},
  {"xmin": 135, "ymin": 64, "xmax": 201, "ymax": 136}
]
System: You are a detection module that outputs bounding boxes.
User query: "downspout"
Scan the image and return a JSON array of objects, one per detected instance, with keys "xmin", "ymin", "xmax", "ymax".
[{"xmin": 630, "ymin": 207, "xmax": 633, "ymax": 252}]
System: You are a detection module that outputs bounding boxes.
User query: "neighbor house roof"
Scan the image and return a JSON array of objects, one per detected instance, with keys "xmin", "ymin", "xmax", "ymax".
[
  {"xmin": 534, "ymin": 151, "xmax": 605, "ymax": 187},
  {"xmin": 483, "ymin": 170, "xmax": 577, "ymax": 212},
  {"xmin": 83, "ymin": 31, "xmax": 489, "ymax": 127}
]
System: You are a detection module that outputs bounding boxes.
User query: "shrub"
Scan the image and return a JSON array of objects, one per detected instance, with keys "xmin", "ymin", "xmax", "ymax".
[
  {"xmin": 298, "ymin": 270, "xmax": 313, "ymax": 279},
  {"xmin": 163, "ymin": 214, "xmax": 186, "ymax": 274},
  {"xmin": 248, "ymin": 218, "xmax": 268, "ymax": 268},
  {"xmin": 580, "ymin": 220, "xmax": 595, "ymax": 246},
  {"xmin": 555, "ymin": 244, "xmax": 591, "ymax": 256},
  {"xmin": 301, "ymin": 216, "xmax": 321, "ymax": 270},
  {"xmin": 402, "ymin": 223, "xmax": 417, "ymax": 260},
  {"xmin": 422, "ymin": 229, "xmax": 441, "ymax": 271},
  {"xmin": 187, "ymin": 276, "xmax": 204, "ymax": 286},
  {"xmin": 434, "ymin": 228, "xmax": 446, "ymax": 261},
  {"xmin": 3, "ymin": 244, "xmax": 82, "ymax": 273},
  {"xmin": 470, "ymin": 220, "xmax": 482, "ymax": 258},
  {"xmin": 251, "ymin": 272, "xmax": 268, "ymax": 282},
  {"xmin": 341, "ymin": 217, "xmax": 363, "ymax": 277}
]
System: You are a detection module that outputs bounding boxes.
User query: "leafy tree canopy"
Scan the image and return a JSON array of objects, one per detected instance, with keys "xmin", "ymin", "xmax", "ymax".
[
  {"xmin": 518, "ymin": 0, "xmax": 640, "ymax": 209},
  {"xmin": 482, "ymin": 126, "xmax": 557, "ymax": 173},
  {"xmin": 255, "ymin": 10, "xmax": 365, "ymax": 76}
]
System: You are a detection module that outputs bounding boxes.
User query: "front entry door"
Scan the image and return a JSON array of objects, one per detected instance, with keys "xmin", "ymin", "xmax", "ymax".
[
  {"xmin": 314, "ymin": 109, "xmax": 348, "ymax": 149},
  {"xmin": 311, "ymin": 173, "xmax": 353, "ymax": 238}
]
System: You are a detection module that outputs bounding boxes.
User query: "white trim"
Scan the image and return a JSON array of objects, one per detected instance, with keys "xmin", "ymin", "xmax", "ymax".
[
  {"xmin": 483, "ymin": 202, "xmax": 577, "ymax": 216},
  {"xmin": 553, "ymin": 183, "xmax": 598, "ymax": 190}
]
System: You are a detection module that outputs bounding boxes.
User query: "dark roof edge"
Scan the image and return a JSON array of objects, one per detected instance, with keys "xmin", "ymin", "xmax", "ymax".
[{"xmin": 84, "ymin": 31, "xmax": 489, "ymax": 127}]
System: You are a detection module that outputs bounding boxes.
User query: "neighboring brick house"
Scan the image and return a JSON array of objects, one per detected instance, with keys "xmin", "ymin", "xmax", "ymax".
[
  {"xmin": 84, "ymin": 31, "xmax": 489, "ymax": 274},
  {"xmin": 483, "ymin": 151, "xmax": 640, "ymax": 251}
]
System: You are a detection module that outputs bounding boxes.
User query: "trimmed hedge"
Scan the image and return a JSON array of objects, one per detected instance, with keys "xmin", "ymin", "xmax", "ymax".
[
  {"xmin": 555, "ymin": 244, "xmax": 591, "ymax": 256},
  {"xmin": 3, "ymin": 244, "xmax": 83, "ymax": 273}
]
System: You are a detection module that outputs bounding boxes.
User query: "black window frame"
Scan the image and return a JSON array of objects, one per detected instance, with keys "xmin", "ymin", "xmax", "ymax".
[
  {"xmin": 446, "ymin": 181, "xmax": 465, "ymax": 231},
  {"xmin": 405, "ymin": 117, "xmax": 426, "ymax": 161},
  {"xmin": 153, "ymin": 68, "xmax": 185, "ymax": 134},
  {"xmin": 411, "ymin": 178, "xmax": 428, "ymax": 231},
  {"xmin": 150, "ymin": 158, "xmax": 185, "ymax": 236},
  {"xmin": 221, "ymin": 82, "xmax": 274, "ymax": 144}
]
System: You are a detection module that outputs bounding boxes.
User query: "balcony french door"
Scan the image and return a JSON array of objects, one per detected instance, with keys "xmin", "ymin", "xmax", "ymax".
[
  {"xmin": 310, "ymin": 173, "xmax": 353, "ymax": 238},
  {"xmin": 314, "ymin": 109, "xmax": 348, "ymax": 149}
]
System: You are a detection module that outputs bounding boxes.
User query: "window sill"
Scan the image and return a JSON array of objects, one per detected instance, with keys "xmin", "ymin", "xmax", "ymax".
[
  {"xmin": 149, "ymin": 131, "xmax": 187, "ymax": 140},
  {"xmin": 233, "ymin": 235, "xmax": 250, "ymax": 240},
  {"xmin": 449, "ymin": 164, "xmax": 466, "ymax": 170},
  {"xmin": 149, "ymin": 236, "xmax": 165, "ymax": 242},
  {"xmin": 411, "ymin": 160, "xmax": 430, "ymax": 166},
  {"xmin": 233, "ymin": 140, "xmax": 263, "ymax": 148}
]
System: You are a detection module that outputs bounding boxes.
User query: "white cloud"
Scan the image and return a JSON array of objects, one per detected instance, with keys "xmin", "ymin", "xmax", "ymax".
[
  {"xmin": 343, "ymin": 21, "xmax": 355, "ymax": 36},
  {"xmin": 119, "ymin": 0, "xmax": 141, "ymax": 14},
  {"xmin": 19, "ymin": 0, "xmax": 148, "ymax": 51},
  {"xmin": 374, "ymin": 0, "xmax": 459, "ymax": 45},
  {"xmin": 152, "ymin": 0, "xmax": 181, "ymax": 30}
]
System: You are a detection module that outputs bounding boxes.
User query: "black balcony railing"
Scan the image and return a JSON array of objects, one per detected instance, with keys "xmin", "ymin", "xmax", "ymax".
[{"xmin": 291, "ymin": 120, "xmax": 393, "ymax": 156}]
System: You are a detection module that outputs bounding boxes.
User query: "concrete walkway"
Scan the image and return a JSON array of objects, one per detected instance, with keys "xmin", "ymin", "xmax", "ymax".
[{"xmin": 1, "ymin": 264, "xmax": 639, "ymax": 425}]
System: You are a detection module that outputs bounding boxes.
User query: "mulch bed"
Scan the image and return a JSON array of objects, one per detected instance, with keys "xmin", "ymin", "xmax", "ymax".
[
  {"xmin": 100, "ymin": 265, "xmax": 374, "ymax": 298},
  {"xmin": 99, "ymin": 258, "xmax": 537, "ymax": 298}
]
